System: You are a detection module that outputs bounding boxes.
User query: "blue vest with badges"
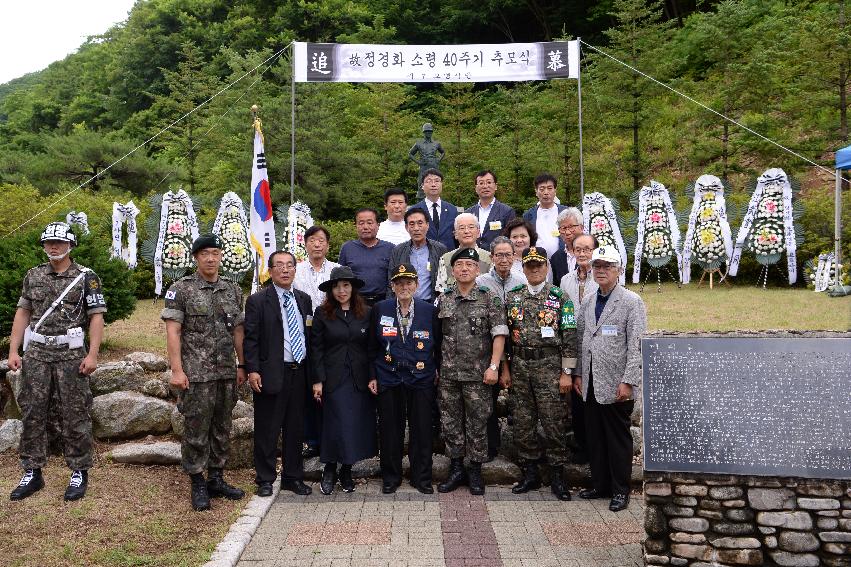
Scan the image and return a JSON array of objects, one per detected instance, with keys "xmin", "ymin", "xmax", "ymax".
[{"xmin": 373, "ymin": 298, "xmax": 437, "ymax": 388}]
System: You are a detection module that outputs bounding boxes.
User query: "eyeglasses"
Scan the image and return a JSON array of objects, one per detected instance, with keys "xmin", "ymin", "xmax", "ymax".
[
  {"xmin": 573, "ymin": 247, "xmax": 593, "ymax": 254},
  {"xmin": 272, "ymin": 262, "xmax": 296, "ymax": 270},
  {"xmin": 492, "ymin": 253, "xmax": 513, "ymax": 259},
  {"xmin": 592, "ymin": 263, "xmax": 618, "ymax": 270},
  {"xmin": 560, "ymin": 224, "xmax": 583, "ymax": 230}
]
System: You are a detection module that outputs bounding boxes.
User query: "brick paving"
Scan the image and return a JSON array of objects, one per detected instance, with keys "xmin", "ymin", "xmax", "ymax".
[{"xmin": 237, "ymin": 481, "xmax": 644, "ymax": 567}]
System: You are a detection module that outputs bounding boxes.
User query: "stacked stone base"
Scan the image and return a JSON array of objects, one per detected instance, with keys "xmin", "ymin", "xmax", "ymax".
[{"xmin": 644, "ymin": 472, "xmax": 851, "ymax": 566}]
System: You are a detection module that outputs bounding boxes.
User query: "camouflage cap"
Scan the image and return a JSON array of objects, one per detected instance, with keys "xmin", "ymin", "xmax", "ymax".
[
  {"xmin": 191, "ymin": 233, "xmax": 222, "ymax": 255},
  {"xmin": 390, "ymin": 263, "xmax": 418, "ymax": 281},
  {"xmin": 450, "ymin": 247, "xmax": 480, "ymax": 266},
  {"xmin": 521, "ymin": 246, "xmax": 548, "ymax": 265}
]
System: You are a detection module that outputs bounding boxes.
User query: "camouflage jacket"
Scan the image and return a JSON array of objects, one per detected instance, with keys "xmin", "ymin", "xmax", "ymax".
[
  {"xmin": 437, "ymin": 285, "xmax": 508, "ymax": 382},
  {"xmin": 505, "ymin": 284, "xmax": 578, "ymax": 369},
  {"xmin": 161, "ymin": 273, "xmax": 244, "ymax": 382},
  {"xmin": 18, "ymin": 261, "xmax": 107, "ymax": 362}
]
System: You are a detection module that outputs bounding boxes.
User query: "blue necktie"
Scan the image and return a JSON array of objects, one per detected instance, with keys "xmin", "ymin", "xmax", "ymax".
[{"xmin": 282, "ymin": 292, "xmax": 306, "ymax": 363}]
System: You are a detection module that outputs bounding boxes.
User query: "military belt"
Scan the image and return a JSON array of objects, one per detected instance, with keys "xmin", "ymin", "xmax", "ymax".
[
  {"xmin": 513, "ymin": 346, "xmax": 559, "ymax": 361},
  {"xmin": 29, "ymin": 332, "xmax": 71, "ymax": 347}
]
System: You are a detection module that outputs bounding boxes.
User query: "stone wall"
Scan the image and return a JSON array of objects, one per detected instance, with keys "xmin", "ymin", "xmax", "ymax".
[{"xmin": 644, "ymin": 472, "xmax": 851, "ymax": 567}]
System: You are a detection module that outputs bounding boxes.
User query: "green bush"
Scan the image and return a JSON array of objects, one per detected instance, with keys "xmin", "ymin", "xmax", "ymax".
[
  {"xmin": 0, "ymin": 227, "xmax": 137, "ymax": 339},
  {"xmin": 323, "ymin": 219, "xmax": 358, "ymax": 262}
]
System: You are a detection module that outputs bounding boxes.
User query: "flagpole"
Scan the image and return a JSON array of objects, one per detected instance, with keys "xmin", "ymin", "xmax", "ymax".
[
  {"xmin": 291, "ymin": 44, "xmax": 296, "ymax": 205},
  {"xmin": 577, "ymin": 38, "xmax": 585, "ymax": 205}
]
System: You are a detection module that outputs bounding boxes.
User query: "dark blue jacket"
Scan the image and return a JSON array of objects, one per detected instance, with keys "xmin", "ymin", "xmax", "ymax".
[
  {"xmin": 368, "ymin": 298, "xmax": 441, "ymax": 389},
  {"xmin": 466, "ymin": 199, "xmax": 516, "ymax": 250},
  {"xmin": 411, "ymin": 199, "xmax": 460, "ymax": 252},
  {"xmin": 522, "ymin": 204, "xmax": 568, "ymax": 253}
]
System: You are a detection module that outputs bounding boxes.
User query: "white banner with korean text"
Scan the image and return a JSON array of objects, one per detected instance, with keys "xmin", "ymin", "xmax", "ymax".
[{"xmin": 293, "ymin": 41, "xmax": 580, "ymax": 83}]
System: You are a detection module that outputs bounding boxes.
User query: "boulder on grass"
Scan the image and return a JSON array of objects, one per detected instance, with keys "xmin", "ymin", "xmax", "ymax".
[
  {"xmin": 124, "ymin": 352, "xmax": 169, "ymax": 372},
  {"xmin": 92, "ymin": 392, "xmax": 172, "ymax": 439},
  {"xmin": 142, "ymin": 379, "xmax": 170, "ymax": 399},
  {"xmin": 225, "ymin": 417, "xmax": 253, "ymax": 469},
  {"xmin": 109, "ymin": 441, "xmax": 181, "ymax": 465},
  {"xmin": 89, "ymin": 362, "xmax": 146, "ymax": 396},
  {"xmin": 0, "ymin": 419, "xmax": 23, "ymax": 452},
  {"xmin": 3, "ymin": 370, "xmax": 23, "ymax": 419},
  {"xmin": 171, "ymin": 406, "xmax": 185, "ymax": 437}
]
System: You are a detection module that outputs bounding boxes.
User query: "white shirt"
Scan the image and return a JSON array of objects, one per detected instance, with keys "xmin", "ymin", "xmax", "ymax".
[
  {"xmin": 424, "ymin": 197, "xmax": 442, "ymax": 224},
  {"xmin": 376, "ymin": 219, "xmax": 408, "ymax": 245},
  {"xmin": 273, "ymin": 283, "xmax": 306, "ymax": 363},
  {"xmin": 477, "ymin": 200, "xmax": 494, "ymax": 231},
  {"xmin": 293, "ymin": 258, "xmax": 339, "ymax": 310},
  {"xmin": 535, "ymin": 206, "xmax": 560, "ymax": 257}
]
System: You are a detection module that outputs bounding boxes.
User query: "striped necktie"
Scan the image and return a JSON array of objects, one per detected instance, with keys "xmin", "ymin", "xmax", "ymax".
[{"xmin": 282, "ymin": 291, "xmax": 306, "ymax": 363}]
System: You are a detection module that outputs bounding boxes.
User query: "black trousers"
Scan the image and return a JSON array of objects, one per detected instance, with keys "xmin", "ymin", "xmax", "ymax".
[
  {"xmin": 253, "ymin": 365, "xmax": 306, "ymax": 484},
  {"xmin": 571, "ymin": 394, "xmax": 588, "ymax": 456},
  {"xmin": 377, "ymin": 382, "xmax": 434, "ymax": 486},
  {"xmin": 585, "ymin": 377, "xmax": 634, "ymax": 496}
]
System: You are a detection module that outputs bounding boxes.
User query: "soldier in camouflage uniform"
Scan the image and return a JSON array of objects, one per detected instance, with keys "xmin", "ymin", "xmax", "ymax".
[
  {"xmin": 161, "ymin": 234, "xmax": 247, "ymax": 511},
  {"xmin": 437, "ymin": 248, "xmax": 508, "ymax": 495},
  {"xmin": 7, "ymin": 222, "xmax": 106, "ymax": 502},
  {"xmin": 505, "ymin": 246, "xmax": 578, "ymax": 501}
]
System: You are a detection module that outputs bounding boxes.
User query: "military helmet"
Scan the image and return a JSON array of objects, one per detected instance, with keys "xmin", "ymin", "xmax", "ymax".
[
  {"xmin": 39, "ymin": 222, "xmax": 77, "ymax": 246},
  {"xmin": 422, "ymin": 122, "xmax": 433, "ymax": 132}
]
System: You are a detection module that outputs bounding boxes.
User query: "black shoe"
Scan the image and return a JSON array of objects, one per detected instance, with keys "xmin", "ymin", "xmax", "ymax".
[
  {"xmin": 190, "ymin": 473, "xmax": 211, "ymax": 511},
  {"xmin": 10, "ymin": 469, "xmax": 44, "ymax": 501},
  {"xmin": 281, "ymin": 480, "xmax": 312, "ymax": 496},
  {"xmin": 64, "ymin": 470, "xmax": 88, "ymax": 501},
  {"xmin": 413, "ymin": 482, "xmax": 434, "ymax": 494},
  {"xmin": 207, "ymin": 469, "xmax": 245, "ymax": 500},
  {"xmin": 549, "ymin": 466, "xmax": 571, "ymax": 501},
  {"xmin": 256, "ymin": 482, "xmax": 273, "ymax": 497},
  {"xmin": 320, "ymin": 463, "xmax": 337, "ymax": 495},
  {"xmin": 339, "ymin": 465, "xmax": 355, "ymax": 493},
  {"xmin": 578, "ymin": 488, "xmax": 610, "ymax": 500},
  {"xmin": 512, "ymin": 463, "xmax": 541, "ymax": 494},
  {"xmin": 302, "ymin": 445, "xmax": 320, "ymax": 459},
  {"xmin": 382, "ymin": 481, "xmax": 399, "ymax": 494},
  {"xmin": 609, "ymin": 493, "xmax": 629, "ymax": 512},
  {"xmin": 484, "ymin": 447, "xmax": 498, "ymax": 463},
  {"xmin": 437, "ymin": 458, "xmax": 468, "ymax": 493},
  {"xmin": 468, "ymin": 461, "xmax": 485, "ymax": 496}
]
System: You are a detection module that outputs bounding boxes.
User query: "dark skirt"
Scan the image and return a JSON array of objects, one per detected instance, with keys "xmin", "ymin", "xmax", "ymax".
[{"xmin": 320, "ymin": 366, "xmax": 378, "ymax": 465}]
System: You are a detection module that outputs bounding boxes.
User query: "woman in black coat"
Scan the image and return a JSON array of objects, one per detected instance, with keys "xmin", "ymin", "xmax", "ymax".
[{"xmin": 311, "ymin": 266, "xmax": 377, "ymax": 494}]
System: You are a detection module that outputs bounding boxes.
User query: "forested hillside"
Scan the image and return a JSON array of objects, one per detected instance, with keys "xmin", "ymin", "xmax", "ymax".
[{"xmin": 0, "ymin": 0, "xmax": 848, "ymax": 266}]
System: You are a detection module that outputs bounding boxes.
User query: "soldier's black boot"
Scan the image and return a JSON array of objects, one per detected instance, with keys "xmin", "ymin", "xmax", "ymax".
[
  {"xmin": 437, "ymin": 458, "xmax": 468, "ymax": 493},
  {"xmin": 207, "ymin": 468, "xmax": 245, "ymax": 500},
  {"xmin": 191, "ymin": 473, "xmax": 211, "ymax": 511},
  {"xmin": 512, "ymin": 463, "xmax": 542, "ymax": 494},
  {"xmin": 468, "ymin": 461, "xmax": 485, "ymax": 496},
  {"xmin": 550, "ymin": 466, "xmax": 572, "ymax": 501},
  {"xmin": 10, "ymin": 469, "xmax": 44, "ymax": 501},
  {"xmin": 64, "ymin": 470, "xmax": 88, "ymax": 501}
]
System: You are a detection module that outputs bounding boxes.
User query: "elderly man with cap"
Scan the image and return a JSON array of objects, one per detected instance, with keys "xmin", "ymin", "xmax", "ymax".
[
  {"xmin": 505, "ymin": 246, "xmax": 578, "ymax": 501},
  {"xmin": 437, "ymin": 248, "xmax": 507, "ymax": 495},
  {"xmin": 573, "ymin": 246, "xmax": 646, "ymax": 512},
  {"xmin": 368, "ymin": 263, "xmax": 441, "ymax": 494},
  {"xmin": 161, "ymin": 233, "xmax": 247, "ymax": 511},
  {"xmin": 7, "ymin": 222, "xmax": 106, "ymax": 502}
]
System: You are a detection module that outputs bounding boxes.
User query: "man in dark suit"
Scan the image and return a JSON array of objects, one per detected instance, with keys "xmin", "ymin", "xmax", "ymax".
[
  {"xmin": 522, "ymin": 173, "xmax": 568, "ymax": 258},
  {"xmin": 244, "ymin": 250, "xmax": 313, "ymax": 497},
  {"xmin": 466, "ymin": 170, "xmax": 516, "ymax": 250},
  {"xmin": 410, "ymin": 168, "xmax": 461, "ymax": 252},
  {"xmin": 388, "ymin": 208, "xmax": 447, "ymax": 302}
]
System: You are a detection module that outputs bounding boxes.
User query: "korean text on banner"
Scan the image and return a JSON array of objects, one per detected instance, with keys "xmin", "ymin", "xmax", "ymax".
[{"xmin": 293, "ymin": 42, "xmax": 580, "ymax": 83}]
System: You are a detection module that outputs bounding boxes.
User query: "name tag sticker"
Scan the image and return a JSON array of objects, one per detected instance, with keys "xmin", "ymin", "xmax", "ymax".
[
  {"xmin": 305, "ymin": 315, "xmax": 313, "ymax": 327},
  {"xmin": 541, "ymin": 326, "xmax": 555, "ymax": 338},
  {"xmin": 380, "ymin": 316, "xmax": 394, "ymax": 326},
  {"xmin": 413, "ymin": 330, "xmax": 430, "ymax": 339},
  {"xmin": 427, "ymin": 262, "xmax": 431, "ymax": 271},
  {"xmin": 489, "ymin": 221, "xmax": 502, "ymax": 231},
  {"xmin": 382, "ymin": 326, "xmax": 398, "ymax": 337},
  {"xmin": 602, "ymin": 324, "xmax": 618, "ymax": 336}
]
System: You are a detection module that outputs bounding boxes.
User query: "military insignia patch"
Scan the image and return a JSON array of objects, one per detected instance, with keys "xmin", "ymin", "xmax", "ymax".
[
  {"xmin": 417, "ymin": 341, "xmax": 424, "ymax": 350},
  {"xmin": 512, "ymin": 329, "xmax": 521, "ymax": 344},
  {"xmin": 415, "ymin": 361, "xmax": 425, "ymax": 370},
  {"xmin": 88, "ymin": 279, "xmax": 99, "ymax": 289},
  {"xmin": 560, "ymin": 301, "xmax": 577, "ymax": 330}
]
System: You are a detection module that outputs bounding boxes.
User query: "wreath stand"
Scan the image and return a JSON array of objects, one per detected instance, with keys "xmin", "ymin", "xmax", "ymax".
[
  {"xmin": 756, "ymin": 263, "xmax": 790, "ymax": 290},
  {"xmin": 640, "ymin": 264, "xmax": 682, "ymax": 293},
  {"xmin": 697, "ymin": 268, "xmax": 731, "ymax": 289}
]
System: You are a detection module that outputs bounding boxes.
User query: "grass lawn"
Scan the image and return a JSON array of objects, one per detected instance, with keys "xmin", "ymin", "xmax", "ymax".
[{"xmin": 0, "ymin": 446, "xmax": 255, "ymax": 567}]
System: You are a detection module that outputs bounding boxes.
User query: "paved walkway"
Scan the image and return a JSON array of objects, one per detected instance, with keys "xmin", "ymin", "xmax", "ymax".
[{"xmin": 237, "ymin": 481, "xmax": 644, "ymax": 567}]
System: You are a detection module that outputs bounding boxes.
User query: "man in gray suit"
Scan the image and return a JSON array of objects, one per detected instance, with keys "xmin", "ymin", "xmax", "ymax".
[{"xmin": 573, "ymin": 246, "xmax": 646, "ymax": 512}]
